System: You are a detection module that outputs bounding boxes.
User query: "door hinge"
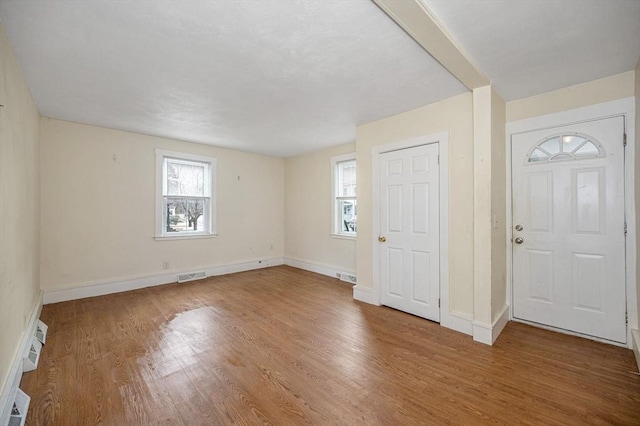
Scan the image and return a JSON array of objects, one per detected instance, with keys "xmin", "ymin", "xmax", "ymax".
[
  {"xmin": 623, "ymin": 133, "xmax": 627, "ymax": 147},
  {"xmin": 438, "ymin": 298, "xmax": 440, "ymax": 308},
  {"xmin": 437, "ymin": 155, "xmax": 440, "ymax": 165},
  {"xmin": 624, "ymin": 222, "xmax": 627, "ymax": 236},
  {"xmin": 626, "ymin": 312, "xmax": 628, "ymax": 325}
]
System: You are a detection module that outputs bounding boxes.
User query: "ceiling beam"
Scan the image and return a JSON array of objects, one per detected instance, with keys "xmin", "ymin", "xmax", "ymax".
[{"xmin": 372, "ymin": 0, "xmax": 490, "ymax": 90}]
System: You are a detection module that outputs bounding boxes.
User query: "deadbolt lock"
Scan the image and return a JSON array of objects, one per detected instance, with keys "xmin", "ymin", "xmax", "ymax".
[{"xmin": 515, "ymin": 224, "xmax": 523, "ymax": 231}]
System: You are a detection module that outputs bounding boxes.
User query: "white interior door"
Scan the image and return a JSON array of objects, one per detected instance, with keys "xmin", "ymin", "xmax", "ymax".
[
  {"xmin": 379, "ymin": 143, "xmax": 440, "ymax": 322},
  {"xmin": 511, "ymin": 116, "xmax": 626, "ymax": 343}
]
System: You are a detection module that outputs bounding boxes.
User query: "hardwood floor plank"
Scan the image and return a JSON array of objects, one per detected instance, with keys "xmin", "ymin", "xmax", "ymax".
[{"xmin": 21, "ymin": 266, "xmax": 640, "ymax": 425}]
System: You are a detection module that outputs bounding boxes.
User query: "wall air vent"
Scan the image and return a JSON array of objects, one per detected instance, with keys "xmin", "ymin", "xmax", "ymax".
[{"xmin": 177, "ymin": 271, "xmax": 207, "ymax": 283}]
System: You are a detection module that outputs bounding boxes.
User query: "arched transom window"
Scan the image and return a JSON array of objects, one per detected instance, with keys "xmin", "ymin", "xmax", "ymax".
[{"xmin": 527, "ymin": 133, "xmax": 605, "ymax": 163}]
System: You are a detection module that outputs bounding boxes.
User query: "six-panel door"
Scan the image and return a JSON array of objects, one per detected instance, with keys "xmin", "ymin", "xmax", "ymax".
[
  {"xmin": 379, "ymin": 143, "xmax": 440, "ymax": 322},
  {"xmin": 511, "ymin": 116, "xmax": 626, "ymax": 343}
]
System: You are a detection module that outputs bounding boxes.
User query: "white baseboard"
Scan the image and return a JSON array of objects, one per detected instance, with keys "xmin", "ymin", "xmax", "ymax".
[
  {"xmin": 352, "ymin": 285, "xmax": 380, "ymax": 306},
  {"xmin": 441, "ymin": 311, "xmax": 473, "ymax": 336},
  {"xmin": 283, "ymin": 257, "xmax": 355, "ymax": 281},
  {"xmin": 43, "ymin": 257, "xmax": 285, "ymax": 304},
  {"xmin": 491, "ymin": 305, "xmax": 510, "ymax": 342},
  {"xmin": 472, "ymin": 322, "xmax": 493, "ymax": 345},
  {"xmin": 0, "ymin": 291, "xmax": 43, "ymax": 426},
  {"xmin": 207, "ymin": 257, "xmax": 284, "ymax": 277},
  {"xmin": 473, "ymin": 305, "xmax": 510, "ymax": 345},
  {"xmin": 354, "ymin": 288, "xmax": 473, "ymax": 336},
  {"xmin": 632, "ymin": 329, "xmax": 640, "ymax": 373}
]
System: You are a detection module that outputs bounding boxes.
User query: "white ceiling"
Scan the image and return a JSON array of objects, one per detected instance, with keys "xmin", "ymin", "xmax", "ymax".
[
  {"xmin": 423, "ymin": 0, "xmax": 640, "ymax": 101},
  {"xmin": 1, "ymin": 1, "xmax": 638, "ymax": 157},
  {"xmin": 0, "ymin": 0, "xmax": 467, "ymax": 157}
]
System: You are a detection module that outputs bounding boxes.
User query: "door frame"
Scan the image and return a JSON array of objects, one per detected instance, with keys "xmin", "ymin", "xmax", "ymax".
[
  {"xmin": 371, "ymin": 132, "xmax": 453, "ymax": 326},
  {"xmin": 506, "ymin": 97, "xmax": 636, "ymax": 347}
]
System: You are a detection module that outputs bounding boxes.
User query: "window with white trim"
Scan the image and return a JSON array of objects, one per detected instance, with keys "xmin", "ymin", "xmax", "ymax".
[
  {"xmin": 156, "ymin": 150, "xmax": 216, "ymax": 238},
  {"xmin": 332, "ymin": 153, "xmax": 356, "ymax": 236}
]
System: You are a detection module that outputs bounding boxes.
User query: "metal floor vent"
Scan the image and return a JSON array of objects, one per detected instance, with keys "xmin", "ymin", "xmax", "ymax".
[
  {"xmin": 339, "ymin": 273, "xmax": 357, "ymax": 284},
  {"xmin": 22, "ymin": 339, "xmax": 42, "ymax": 373},
  {"xmin": 177, "ymin": 271, "xmax": 206, "ymax": 283},
  {"xmin": 8, "ymin": 388, "xmax": 30, "ymax": 426},
  {"xmin": 35, "ymin": 320, "xmax": 48, "ymax": 345}
]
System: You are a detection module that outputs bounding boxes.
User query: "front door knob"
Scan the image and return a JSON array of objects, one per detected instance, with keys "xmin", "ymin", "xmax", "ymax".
[
  {"xmin": 514, "ymin": 237, "xmax": 524, "ymax": 244},
  {"xmin": 378, "ymin": 236, "xmax": 386, "ymax": 242}
]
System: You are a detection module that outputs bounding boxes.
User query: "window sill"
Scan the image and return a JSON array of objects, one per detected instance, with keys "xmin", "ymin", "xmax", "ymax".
[
  {"xmin": 330, "ymin": 233, "xmax": 357, "ymax": 240},
  {"xmin": 155, "ymin": 233, "xmax": 218, "ymax": 241}
]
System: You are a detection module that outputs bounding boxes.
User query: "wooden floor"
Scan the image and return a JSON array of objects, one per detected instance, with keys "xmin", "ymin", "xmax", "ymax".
[{"xmin": 21, "ymin": 266, "xmax": 640, "ymax": 425}]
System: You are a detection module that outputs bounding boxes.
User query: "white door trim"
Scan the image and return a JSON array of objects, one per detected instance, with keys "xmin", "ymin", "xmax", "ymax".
[
  {"xmin": 506, "ymin": 97, "xmax": 636, "ymax": 348},
  {"xmin": 371, "ymin": 132, "xmax": 456, "ymax": 330}
]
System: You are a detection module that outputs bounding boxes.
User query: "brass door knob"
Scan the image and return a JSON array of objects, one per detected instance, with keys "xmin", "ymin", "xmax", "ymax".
[{"xmin": 378, "ymin": 236, "xmax": 387, "ymax": 242}]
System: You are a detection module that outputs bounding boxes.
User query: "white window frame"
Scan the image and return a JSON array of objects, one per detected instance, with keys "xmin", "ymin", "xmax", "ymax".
[
  {"xmin": 155, "ymin": 149, "xmax": 217, "ymax": 240},
  {"xmin": 331, "ymin": 153, "xmax": 356, "ymax": 239}
]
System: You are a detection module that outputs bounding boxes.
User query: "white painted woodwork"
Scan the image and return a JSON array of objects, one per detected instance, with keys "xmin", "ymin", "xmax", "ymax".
[
  {"xmin": 511, "ymin": 115, "xmax": 626, "ymax": 343},
  {"xmin": 379, "ymin": 143, "xmax": 440, "ymax": 321},
  {"xmin": 372, "ymin": 0, "xmax": 489, "ymax": 90}
]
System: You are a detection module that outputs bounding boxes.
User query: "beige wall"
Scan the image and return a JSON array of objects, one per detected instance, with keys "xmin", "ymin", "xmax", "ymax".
[
  {"xmin": 40, "ymin": 119, "xmax": 284, "ymax": 291},
  {"xmin": 0, "ymin": 25, "xmax": 41, "ymax": 393},
  {"xmin": 490, "ymin": 87, "xmax": 507, "ymax": 323},
  {"xmin": 284, "ymin": 143, "xmax": 356, "ymax": 273},
  {"xmin": 356, "ymin": 92, "xmax": 474, "ymax": 316},
  {"xmin": 636, "ymin": 59, "xmax": 640, "ymax": 331},
  {"xmin": 472, "ymin": 87, "xmax": 492, "ymax": 325},
  {"xmin": 506, "ymin": 71, "xmax": 634, "ymax": 122},
  {"xmin": 472, "ymin": 86, "xmax": 507, "ymax": 326}
]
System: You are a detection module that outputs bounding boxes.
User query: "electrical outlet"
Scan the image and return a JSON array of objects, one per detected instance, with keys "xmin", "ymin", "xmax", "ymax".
[{"xmin": 162, "ymin": 261, "xmax": 170, "ymax": 270}]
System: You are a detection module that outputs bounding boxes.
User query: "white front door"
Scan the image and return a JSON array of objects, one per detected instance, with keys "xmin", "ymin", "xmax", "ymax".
[
  {"xmin": 379, "ymin": 143, "xmax": 440, "ymax": 322},
  {"xmin": 511, "ymin": 116, "xmax": 626, "ymax": 343}
]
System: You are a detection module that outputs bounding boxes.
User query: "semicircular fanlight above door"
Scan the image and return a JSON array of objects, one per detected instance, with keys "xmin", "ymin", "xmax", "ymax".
[{"xmin": 526, "ymin": 133, "xmax": 605, "ymax": 164}]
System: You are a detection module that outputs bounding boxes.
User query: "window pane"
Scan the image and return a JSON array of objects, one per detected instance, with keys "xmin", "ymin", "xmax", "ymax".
[
  {"xmin": 166, "ymin": 197, "xmax": 206, "ymax": 232},
  {"xmin": 339, "ymin": 160, "xmax": 356, "ymax": 197},
  {"xmin": 339, "ymin": 199, "xmax": 357, "ymax": 233},
  {"xmin": 528, "ymin": 148, "xmax": 549, "ymax": 162},
  {"xmin": 539, "ymin": 137, "xmax": 560, "ymax": 154},
  {"xmin": 574, "ymin": 141, "xmax": 600, "ymax": 157},
  {"xmin": 561, "ymin": 135, "xmax": 586, "ymax": 153},
  {"xmin": 166, "ymin": 160, "xmax": 205, "ymax": 196}
]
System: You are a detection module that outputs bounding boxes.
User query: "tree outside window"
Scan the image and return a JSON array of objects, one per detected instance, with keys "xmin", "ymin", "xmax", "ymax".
[
  {"xmin": 332, "ymin": 153, "xmax": 356, "ymax": 236},
  {"xmin": 156, "ymin": 150, "xmax": 216, "ymax": 238}
]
